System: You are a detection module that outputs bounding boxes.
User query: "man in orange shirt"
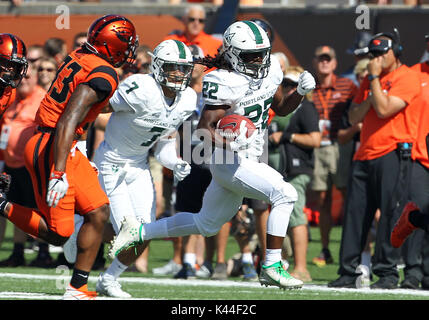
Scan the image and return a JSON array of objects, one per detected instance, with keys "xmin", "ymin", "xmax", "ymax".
[
  {"xmin": 164, "ymin": 4, "xmax": 222, "ymax": 57},
  {"xmin": 391, "ymin": 34, "xmax": 429, "ymax": 289},
  {"xmin": 329, "ymin": 30, "xmax": 423, "ymax": 289},
  {"xmin": 0, "ymin": 15, "xmax": 138, "ymax": 299}
]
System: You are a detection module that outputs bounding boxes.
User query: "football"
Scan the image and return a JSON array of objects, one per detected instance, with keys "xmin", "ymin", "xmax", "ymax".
[{"xmin": 216, "ymin": 114, "xmax": 256, "ymax": 140}]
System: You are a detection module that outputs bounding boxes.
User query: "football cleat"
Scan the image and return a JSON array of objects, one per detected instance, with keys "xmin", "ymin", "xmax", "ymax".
[
  {"xmin": 391, "ymin": 201, "xmax": 420, "ymax": 248},
  {"xmin": 63, "ymin": 214, "xmax": 84, "ymax": 264},
  {"xmin": 259, "ymin": 261, "xmax": 303, "ymax": 290},
  {"xmin": 96, "ymin": 273, "xmax": 131, "ymax": 298},
  {"xmin": 62, "ymin": 284, "xmax": 97, "ymax": 300},
  {"xmin": 108, "ymin": 215, "xmax": 143, "ymax": 260},
  {"xmin": 153, "ymin": 259, "xmax": 182, "ymax": 276}
]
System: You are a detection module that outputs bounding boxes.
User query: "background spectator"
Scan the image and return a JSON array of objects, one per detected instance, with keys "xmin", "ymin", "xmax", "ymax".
[
  {"xmin": 164, "ymin": 4, "xmax": 222, "ymax": 57},
  {"xmin": 270, "ymin": 66, "xmax": 321, "ymax": 282},
  {"xmin": 36, "ymin": 57, "xmax": 58, "ymax": 91},
  {"xmin": 72, "ymin": 32, "xmax": 87, "ymax": 51},
  {"xmin": 43, "ymin": 37, "xmax": 67, "ymax": 66},
  {"xmin": 310, "ymin": 45, "xmax": 357, "ymax": 268}
]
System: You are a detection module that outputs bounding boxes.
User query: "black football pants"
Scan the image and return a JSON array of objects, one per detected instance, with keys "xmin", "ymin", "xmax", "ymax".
[{"xmin": 337, "ymin": 149, "xmax": 412, "ymax": 280}]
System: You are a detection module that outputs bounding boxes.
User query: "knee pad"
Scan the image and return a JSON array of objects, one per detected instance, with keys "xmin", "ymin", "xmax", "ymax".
[{"xmin": 271, "ymin": 180, "xmax": 298, "ymax": 207}]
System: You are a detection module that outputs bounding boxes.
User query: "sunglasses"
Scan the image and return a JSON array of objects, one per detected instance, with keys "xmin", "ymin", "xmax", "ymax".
[
  {"xmin": 316, "ymin": 54, "xmax": 332, "ymax": 62},
  {"xmin": 38, "ymin": 67, "xmax": 56, "ymax": 73},
  {"xmin": 187, "ymin": 17, "xmax": 205, "ymax": 24}
]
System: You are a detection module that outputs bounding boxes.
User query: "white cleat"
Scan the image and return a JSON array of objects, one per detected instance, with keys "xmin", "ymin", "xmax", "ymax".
[
  {"xmin": 108, "ymin": 215, "xmax": 143, "ymax": 260},
  {"xmin": 96, "ymin": 273, "xmax": 131, "ymax": 298},
  {"xmin": 152, "ymin": 259, "xmax": 182, "ymax": 276},
  {"xmin": 62, "ymin": 284, "xmax": 97, "ymax": 300},
  {"xmin": 259, "ymin": 261, "xmax": 303, "ymax": 290},
  {"xmin": 63, "ymin": 214, "xmax": 84, "ymax": 264}
]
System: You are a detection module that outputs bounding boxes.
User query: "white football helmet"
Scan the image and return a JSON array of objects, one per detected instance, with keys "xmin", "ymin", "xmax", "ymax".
[
  {"xmin": 150, "ymin": 39, "xmax": 194, "ymax": 91},
  {"xmin": 222, "ymin": 20, "xmax": 271, "ymax": 79}
]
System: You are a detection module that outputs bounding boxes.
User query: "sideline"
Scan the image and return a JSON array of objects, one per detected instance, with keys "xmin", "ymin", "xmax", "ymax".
[{"xmin": 1, "ymin": 272, "xmax": 429, "ymax": 299}]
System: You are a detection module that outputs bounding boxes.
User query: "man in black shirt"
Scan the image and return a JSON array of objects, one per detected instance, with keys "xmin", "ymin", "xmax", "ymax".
[{"xmin": 269, "ymin": 66, "xmax": 321, "ymax": 282}]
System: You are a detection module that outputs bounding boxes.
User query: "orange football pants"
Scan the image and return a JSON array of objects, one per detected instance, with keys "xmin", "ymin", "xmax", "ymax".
[{"xmin": 7, "ymin": 131, "xmax": 109, "ymax": 238}]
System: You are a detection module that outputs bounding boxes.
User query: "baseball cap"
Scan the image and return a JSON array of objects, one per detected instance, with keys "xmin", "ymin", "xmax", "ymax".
[{"xmin": 314, "ymin": 46, "xmax": 336, "ymax": 59}]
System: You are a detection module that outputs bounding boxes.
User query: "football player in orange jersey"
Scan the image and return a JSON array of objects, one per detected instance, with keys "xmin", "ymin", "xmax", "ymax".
[
  {"xmin": 0, "ymin": 33, "xmax": 28, "ymax": 206},
  {"xmin": 0, "ymin": 15, "xmax": 138, "ymax": 300},
  {"xmin": 0, "ymin": 33, "xmax": 28, "ymax": 117}
]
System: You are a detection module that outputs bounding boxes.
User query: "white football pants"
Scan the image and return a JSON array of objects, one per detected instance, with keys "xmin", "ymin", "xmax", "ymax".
[
  {"xmin": 144, "ymin": 148, "xmax": 297, "ymax": 240},
  {"xmin": 94, "ymin": 141, "xmax": 156, "ymax": 234}
]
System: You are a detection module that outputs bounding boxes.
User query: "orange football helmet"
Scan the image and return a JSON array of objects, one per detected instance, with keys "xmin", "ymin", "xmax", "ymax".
[
  {"xmin": 0, "ymin": 33, "xmax": 28, "ymax": 88},
  {"xmin": 85, "ymin": 15, "xmax": 138, "ymax": 68}
]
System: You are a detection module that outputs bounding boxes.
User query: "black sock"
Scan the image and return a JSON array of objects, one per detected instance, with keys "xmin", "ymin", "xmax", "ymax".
[
  {"xmin": 70, "ymin": 269, "xmax": 90, "ymax": 289},
  {"xmin": 37, "ymin": 242, "xmax": 50, "ymax": 259},
  {"xmin": 12, "ymin": 243, "xmax": 24, "ymax": 257},
  {"xmin": 408, "ymin": 210, "xmax": 429, "ymax": 230}
]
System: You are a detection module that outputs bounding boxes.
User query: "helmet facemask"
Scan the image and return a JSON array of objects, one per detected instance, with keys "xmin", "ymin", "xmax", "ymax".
[
  {"xmin": 223, "ymin": 21, "xmax": 272, "ymax": 79},
  {"xmin": 0, "ymin": 56, "xmax": 28, "ymax": 88},
  {"xmin": 154, "ymin": 59, "xmax": 194, "ymax": 91},
  {"xmin": 229, "ymin": 46, "xmax": 271, "ymax": 79}
]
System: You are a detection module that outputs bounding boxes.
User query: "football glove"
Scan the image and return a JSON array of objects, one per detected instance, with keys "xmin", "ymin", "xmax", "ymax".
[
  {"xmin": 46, "ymin": 171, "xmax": 69, "ymax": 208},
  {"xmin": 230, "ymin": 120, "xmax": 257, "ymax": 152},
  {"xmin": 173, "ymin": 159, "xmax": 191, "ymax": 182},
  {"xmin": 297, "ymin": 71, "xmax": 316, "ymax": 96}
]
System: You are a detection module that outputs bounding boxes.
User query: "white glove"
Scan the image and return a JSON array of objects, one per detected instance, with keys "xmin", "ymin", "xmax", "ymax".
[
  {"xmin": 297, "ymin": 71, "xmax": 316, "ymax": 96},
  {"xmin": 46, "ymin": 171, "xmax": 69, "ymax": 208},
  {"xmin": 173, "ymin": 159, "xmax": 191, "ymax": 182},
  {"xmin": 230, "ymin": 120, "xmax": 257, "ymax": 152}
]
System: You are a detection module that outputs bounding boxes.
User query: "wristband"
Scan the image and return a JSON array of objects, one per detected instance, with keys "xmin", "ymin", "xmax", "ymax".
[
  {"xmin": 368, "ymin": 74, "xmax": 379, "ymax": 81},
  {"xmin": 51, "ymin": 171, "xmax": 65, "ymax": 179}
]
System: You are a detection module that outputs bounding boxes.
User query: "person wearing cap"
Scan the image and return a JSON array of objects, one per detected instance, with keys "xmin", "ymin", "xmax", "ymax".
[
  {"xmin": 341, "ymin": 32, "xmax": 373, "ymax": 86},
  {"xmin": 329, "ymin": 30, "xmax": 423, "ymax": 289},
  {"xmin": 310, "ymin": 45, "xmax": 358, "ymax": 268},
  {"xmin": 269, "ymin": 65, "xmax": 321, "ymax": 282},
  {"xmin": 164, "ymin": 4, "xmax": 222, "ymax": 57}
]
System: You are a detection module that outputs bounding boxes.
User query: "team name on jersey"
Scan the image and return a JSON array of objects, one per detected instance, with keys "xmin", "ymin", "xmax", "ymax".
[{"xmin": 238, "ymin": 88, "xmax": 277, "ymax": 108}]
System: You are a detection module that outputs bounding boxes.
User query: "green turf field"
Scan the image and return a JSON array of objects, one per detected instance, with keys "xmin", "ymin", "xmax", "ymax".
[{"xmin": 0, "ymin": 220, "xmax": 428, "ymax": 301}]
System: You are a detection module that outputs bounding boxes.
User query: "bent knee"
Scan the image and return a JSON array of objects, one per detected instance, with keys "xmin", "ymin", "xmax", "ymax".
[
  {"xmin": 86, "ymin": 204, "xmax": 110, "ymax": 225},
  {"xmin": 271, "ymin": 181, "xmax": 298, "ymax": 206}
]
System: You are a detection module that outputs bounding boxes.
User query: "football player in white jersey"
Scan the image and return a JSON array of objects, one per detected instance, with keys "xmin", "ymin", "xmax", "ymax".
[
  {"xmin": 80, "ymin": 39, "xmax": 196, "ymax": 298},
  {"xmin": 109, "ymin": 21, "xmax": 316, "ymax": 290}
]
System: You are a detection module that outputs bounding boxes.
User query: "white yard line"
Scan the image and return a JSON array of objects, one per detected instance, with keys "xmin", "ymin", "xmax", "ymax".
[{"xmin": 0, "ymin": 272, "xmax": 429, "ymax": 299}]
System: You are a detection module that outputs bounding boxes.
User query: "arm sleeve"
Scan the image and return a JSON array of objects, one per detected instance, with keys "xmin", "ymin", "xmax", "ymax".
[
  {"xmin": 84, "ymin": 65, "xmax": 119, "ymax": 102},
  {"xmin": 388, "ymin": 70, "xmax": 420, "ymax": 105},
  {"xmin": 154, "ymin": 138, "xmax": 180, "ymax": 170}
]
